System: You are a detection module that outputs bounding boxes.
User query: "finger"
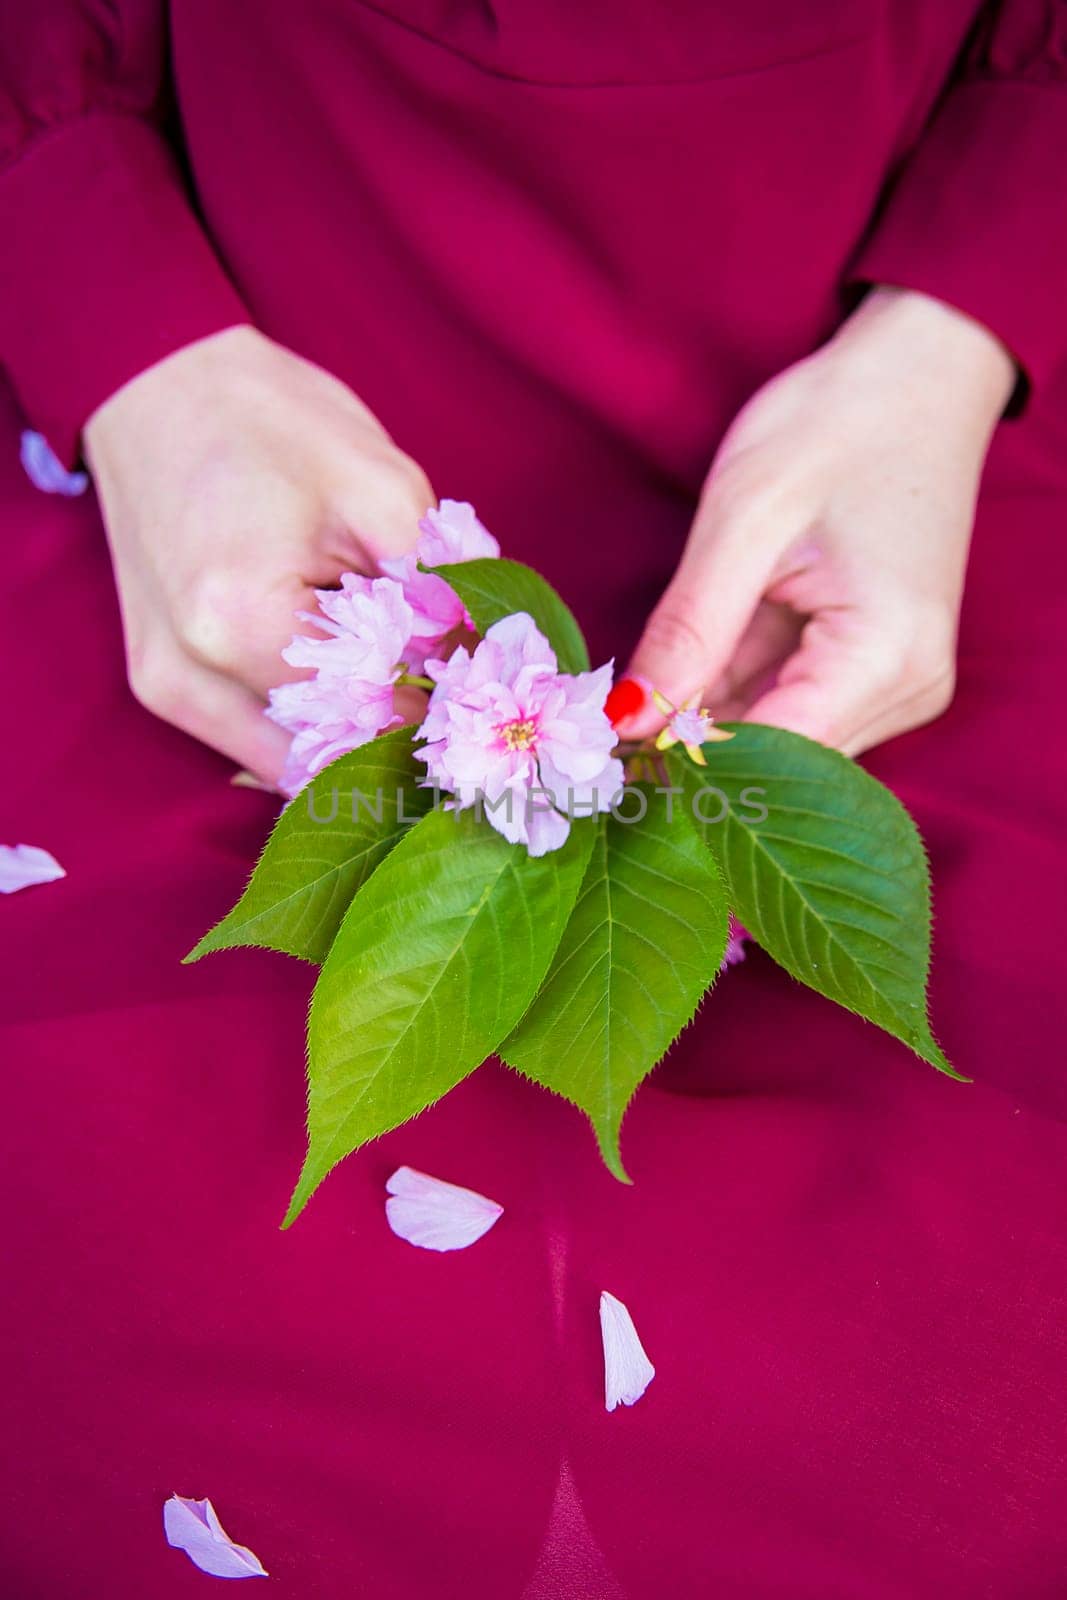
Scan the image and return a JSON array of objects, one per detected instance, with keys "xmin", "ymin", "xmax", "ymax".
[
  {"xmin": 183, "ymin": 568, "xmax": 327, "ymax": 702},
  {"xmin": 619, "ymin": 493, "xmax": 787, "ymax": 737},
  {"xmin": 741, "ymin": 610, "xmax": 953, "ymax": 756},
  {"xmin": 180, "ymin": 666, "xmax": 294, "ymax": 784},
  {"xmin": 138, "ymin": 652, "xmax": 294, "ymax": 785},
  {"xmin": 240, "ymin": 574, "xmax": 326, "ymax": 699},
  {"xmin": 335, "ymin": 453, "xmax": 435, "ymax": 565},
  {"xmin": 702, "ymin": 600, "xmax": 803, "ymax": 720}
]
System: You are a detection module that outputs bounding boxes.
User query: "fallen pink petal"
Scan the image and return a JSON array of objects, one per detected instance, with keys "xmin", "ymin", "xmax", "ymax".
[
  {"xmin": 19, "ymin": 430, "xmax": 89, "ymax": 497},
  {"xmin": 600, "ymin": 1291, "xmax": 655, "ymax": 1412},
  {"xmin": 163, "ymin": 1495, "xmax": 268, "ymax": 1579},
  {"xmin": 0, "ymin": 843, "xmax": 66, "ymax": 895},
  {"xmin": 385, "ymin": 1165, "xmax": 504, "ymax": 1251}
]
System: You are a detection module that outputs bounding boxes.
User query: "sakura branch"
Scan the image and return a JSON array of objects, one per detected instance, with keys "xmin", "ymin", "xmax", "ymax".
[{"xmin": 190, "ymin": 498, "xmax": 954, "ymax": 1219}]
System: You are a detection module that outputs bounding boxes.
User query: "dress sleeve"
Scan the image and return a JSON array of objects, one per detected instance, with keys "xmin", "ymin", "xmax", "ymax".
[
  {"xmin": 0, "ymin": 1, "xmax": 248, "ymax": 464},
  {"xmin": 848, "ymin": 1, "xmax": 1067, "ymax": 403}
]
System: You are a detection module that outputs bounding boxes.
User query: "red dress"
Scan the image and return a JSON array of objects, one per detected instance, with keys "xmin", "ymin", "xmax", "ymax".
[{"xmin": 2, "ymin": 4, "xmax": 1067, "ymax": 1595}]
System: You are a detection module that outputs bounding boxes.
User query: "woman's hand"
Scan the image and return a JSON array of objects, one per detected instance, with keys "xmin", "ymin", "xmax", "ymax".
[
  {"xmin": 621, "ymin": 288, "xmax": 1017, "ymax": 755},
  {"xmin": 84, "ymin": 325, "xmax": 433, "ymax": 782}
]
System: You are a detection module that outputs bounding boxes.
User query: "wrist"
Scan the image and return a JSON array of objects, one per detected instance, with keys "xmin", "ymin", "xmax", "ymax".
[
  {"xmin": 84, "ymin": 325, "xmax": 254, "ymax": 474},
  {"xmin": 833, "ymin": 286, "xmax": 1017, "ymax": 429}
]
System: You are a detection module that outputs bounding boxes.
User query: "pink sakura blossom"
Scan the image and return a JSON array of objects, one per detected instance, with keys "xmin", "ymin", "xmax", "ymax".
[
  {"xmin": 415, "ymin": 499, "xmax": 500, "ymax": 568},
  {"xmin": 417, "ymin": 613, "xmax": 624, "ymax": 856},
  {"xmin": 652, "ymin": 691, "xmax": 733, "ymax": 766},
  {"xmin": 266, "ymin": 503, "xmax": 500, "ymax": 795},
  {"xmin": 381, "ymin": 499, "xmax": 500, "ymax": 671},
  {"xmin": 267, "ymin": 574, "xmax": 413, "ymax": 796}
]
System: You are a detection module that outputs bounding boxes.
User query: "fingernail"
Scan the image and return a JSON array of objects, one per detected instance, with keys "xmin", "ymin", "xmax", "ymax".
[{"xmin": 605, "ymin": 676, "xmax": 650, "ymax": 728}]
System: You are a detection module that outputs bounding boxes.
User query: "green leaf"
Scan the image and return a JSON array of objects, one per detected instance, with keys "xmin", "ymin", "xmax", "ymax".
[
  {"xmin": 186, "ymin": 728, "xmax": 433, "ymax": 966},
  {"xmin": 428, "ymin": 557, "xmax": 590, "ymax": 674},
  {"xmin": 284, "ymin": 808, "xmax": 596, "ymax": 1226},
  {"xmin": 667, "ymin": 724, "xmax": 958, "ymax": 1077},
  {"xmin": 500, "ymin": 790, "xmax": 729, "ymax": 1181}
]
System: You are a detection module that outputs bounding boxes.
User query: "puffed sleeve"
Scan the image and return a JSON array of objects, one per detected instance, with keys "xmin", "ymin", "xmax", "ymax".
[
  {"xmin": 848, "ymin": 1, "xmax": 1067, "ymax": 403},
  {"xmin": 0, "ymin": 1, "xmax": 247, "ymax": 464}
]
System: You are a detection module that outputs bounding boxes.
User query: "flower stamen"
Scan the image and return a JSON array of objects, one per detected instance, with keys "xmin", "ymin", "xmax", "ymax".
[
  {"xmin": 652, "ymin": 691, "xmax": 734, "ymax": 765},
  {"xmin": 499, "ymin": 717, "xmax": 539, "ymax": 752}
]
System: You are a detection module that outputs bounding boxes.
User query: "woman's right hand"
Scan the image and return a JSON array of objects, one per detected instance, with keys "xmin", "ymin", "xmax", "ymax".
[{"xmin": 84, "ymin": 325, "xmax": 434, "ymax": 783}]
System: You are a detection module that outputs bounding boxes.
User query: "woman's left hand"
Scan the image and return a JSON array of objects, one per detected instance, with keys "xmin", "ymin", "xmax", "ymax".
[{"xmin": 619, "ymin": 287, "xmax": 1017, "ymax": 755}]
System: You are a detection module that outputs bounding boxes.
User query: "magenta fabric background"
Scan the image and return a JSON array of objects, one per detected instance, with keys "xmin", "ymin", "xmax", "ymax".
[{"xmin": 2, "ymin": 3, "xmax": 1067, "ymax": 1594}]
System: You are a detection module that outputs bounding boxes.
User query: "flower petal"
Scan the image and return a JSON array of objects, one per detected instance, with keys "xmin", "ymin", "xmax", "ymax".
[
  {"xmin": 0, "ymin": 844, "xmax": 66, "ymax": 895},
  {"xmin": 600, "ymin": 1291, "xmax": 655, "ymax": 1412},
  {"xmin": 523, "ymin": 803, "xmax": 572, "ymax": 858},
  {"xmin": 416, "ymin": 499, "xmax": 500, "ymax": 566},
  {"xmin": 19, "ymin": 431, "xmax": 89, "ymax": 496},
  {"xmin": 163, "ymin": 1496, "xmax": 268, "ymax": 1579},
  {"xmin": 414, "ymin": 613, "xmax": 616, "ymax": 857},
  {"xmin": 721, "ymin": 915, "xmax": 751, "ymax": 969},
  {"xmin": 385, "ymin": 1165, "xmax": 503, "ymax": 1251}
]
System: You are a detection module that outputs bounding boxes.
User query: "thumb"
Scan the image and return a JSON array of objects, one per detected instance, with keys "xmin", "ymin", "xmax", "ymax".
[{"xmin": 619, "ymin": 498, "xmax": 780, "ymax": 737}]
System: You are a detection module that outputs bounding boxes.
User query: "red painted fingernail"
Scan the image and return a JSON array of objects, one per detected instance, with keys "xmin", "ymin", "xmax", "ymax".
[{"xmin": 605, "ymin": 677, "xmax": 648, "ymax": 727}]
